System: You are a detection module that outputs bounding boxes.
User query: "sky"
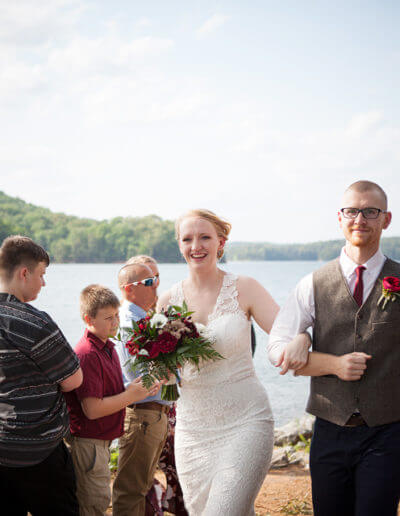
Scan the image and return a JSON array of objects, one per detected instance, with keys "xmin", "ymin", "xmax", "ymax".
[{"xmin": 1, "ymin": 0, "xmax": 399, "ymax": 243}]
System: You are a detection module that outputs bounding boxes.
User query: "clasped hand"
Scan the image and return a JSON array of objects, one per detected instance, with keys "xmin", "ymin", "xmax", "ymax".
[{"xmin": 277, "ymin": 333, "xmax": 311, "ymax": 375}]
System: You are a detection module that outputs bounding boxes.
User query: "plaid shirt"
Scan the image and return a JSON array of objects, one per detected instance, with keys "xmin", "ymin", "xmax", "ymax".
[{"xmin": 0, "ymin": 293, "xmax": 80, "ymax": 467}]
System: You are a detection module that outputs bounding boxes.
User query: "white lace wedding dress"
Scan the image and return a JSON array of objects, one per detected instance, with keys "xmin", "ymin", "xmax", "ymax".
[{"xmin": 170, "ymin": 272, "xmax": 274, "ymax": 516}]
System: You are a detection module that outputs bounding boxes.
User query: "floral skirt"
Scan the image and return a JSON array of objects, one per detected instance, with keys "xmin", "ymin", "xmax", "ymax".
[{"xmin": 145, "ymin": 404, "xmax": 188, "ymax": 516}]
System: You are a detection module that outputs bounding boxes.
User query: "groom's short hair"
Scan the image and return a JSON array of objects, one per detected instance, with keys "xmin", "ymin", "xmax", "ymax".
[{"xmin": 345, "ymin": 180, "xmax": 388, "ymax": 210}]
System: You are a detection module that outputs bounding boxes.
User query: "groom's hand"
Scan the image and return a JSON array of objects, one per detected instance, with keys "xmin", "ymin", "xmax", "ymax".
[
  {"xmin": 334, "ymin": 352, "xmax": 371, "ymax": 381},
  {"xmin": 277, "ymin": 333, "xmax": 311, "ymax": 375}
]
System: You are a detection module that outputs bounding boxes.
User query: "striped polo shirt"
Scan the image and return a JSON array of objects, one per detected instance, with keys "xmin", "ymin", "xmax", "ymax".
[{"xmin": 0, "ymin": 293, "xmax": 80, "ymax": 467}]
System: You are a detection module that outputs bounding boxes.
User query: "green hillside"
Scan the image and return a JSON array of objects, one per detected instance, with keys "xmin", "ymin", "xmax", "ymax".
[
  {"xmin": 0, "ymin": 191, "xmax": 181, "ymax": 263},
  {"xmin": 1, "ymin": 191, "xmax": 399, "ymax": 263},
  {"xmin": 227, "ymin": 238, "xmax": 400, "ymax": 261}
]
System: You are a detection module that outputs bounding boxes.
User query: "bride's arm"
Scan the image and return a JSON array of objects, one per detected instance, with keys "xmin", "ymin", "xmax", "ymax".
[
  {"xmin": 267, "ymin": 274, "xmax": 314, "ymax": 372},
  {"xmin": 236, "ymin": 276, "xmax": 279, "ymax": 334},
  {"xmin": 237, "ymin": 276, "xmax": 310, "ymax": 371}
]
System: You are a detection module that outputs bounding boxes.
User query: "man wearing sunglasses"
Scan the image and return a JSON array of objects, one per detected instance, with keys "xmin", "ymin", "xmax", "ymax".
[
  {"xmin": 113, "ymin": 260, "xmax": 169, "ymax": 516},
  {"xmin": 269, "ymin": 180, "xmax": 400, "ymax": 516}
]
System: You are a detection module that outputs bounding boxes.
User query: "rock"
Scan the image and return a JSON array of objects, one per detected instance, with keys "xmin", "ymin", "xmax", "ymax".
[
  {"xmin": 288, "ymin": 450, "xmax": 309, "ymax": 467},
  {"xmin": 274, "ymin": 414, "xmax": 315, "ymax": 447},
  {"xmin": 270, "ymin": 444, "xmax": 310, "ymax": 469},
  {"xmin": 270, "ymin": 447, "xmax": 289, "ymax": 469}
]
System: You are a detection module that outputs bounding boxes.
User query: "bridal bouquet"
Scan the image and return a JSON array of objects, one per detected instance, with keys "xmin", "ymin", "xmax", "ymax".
[{"xmin": 118, "ymin": 302, "xmax": 223, "ymax": 401}]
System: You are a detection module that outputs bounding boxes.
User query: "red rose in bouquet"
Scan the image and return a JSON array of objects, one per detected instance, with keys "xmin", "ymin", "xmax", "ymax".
[
  {"xmin": 145, "ymin": 334, "xmax": 178, "ymax": 358},
  {"xmin": 155, "ymin": 332, "xmax": 178, "ymax": 353},
  {"xmin": 146, "ymin": 342, "xmax": 161, "ymax": 359}
]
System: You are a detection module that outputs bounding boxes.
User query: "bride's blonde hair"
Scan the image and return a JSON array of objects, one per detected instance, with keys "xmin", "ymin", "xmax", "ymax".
[{"xmin": 175, "ymin": 209, "xmax": 232, "ymax": 259}]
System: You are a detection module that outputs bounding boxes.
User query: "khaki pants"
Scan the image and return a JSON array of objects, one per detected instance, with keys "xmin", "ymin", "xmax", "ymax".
[
  {"xmin": 112, "ymin": 406, "xmax": 168, "ymax": 516},
  {"xmin": 67, "ymin": 436, "xmax": 112, "ymax": 516}
]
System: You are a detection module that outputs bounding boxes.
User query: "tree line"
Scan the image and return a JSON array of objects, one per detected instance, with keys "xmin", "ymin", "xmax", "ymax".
[
  {"xmin": 228, "ymin": 238, "xmax": 400, "ymax": 261},
  {"xmin": 0, "ymin": 191, "xmax": 182, "ymax": 263},
  {"xmin": 1, "ymin": 191, "xmax": 400, "ymax": 263}
]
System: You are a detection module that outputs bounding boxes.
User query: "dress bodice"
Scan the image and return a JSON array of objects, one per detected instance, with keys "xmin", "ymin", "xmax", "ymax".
[{"xmin": 169, "ymin": 272, "xmax": 255, "ymax": 387}]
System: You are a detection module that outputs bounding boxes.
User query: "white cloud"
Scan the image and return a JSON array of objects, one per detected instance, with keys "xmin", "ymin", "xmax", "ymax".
[
  {"xmin": 0, "ymin": 60, "xmax": 48, "ymax": 104},
  {"xmin": 0, "ymin": 28, "xmax": 176, "ymax": 120},
  {"xmin": 135, "ymin": 17, "xmax": 152, "ymax": 28},
  {"xmin": 81, "ymin": 77, "xmax": 209, "ymax": 125},
  {"xmin": 345, "ymin": 110, "xmax": 383, "ymax": 139},
  {"xmin": 196, "ymin": 14, "xmax": 229, "ymax": 37},
  {"xmin": 46, "ymin": 35, "xmax": 174, "ymax": 76},
  {"xmin": 0, "ymin": 0, "xmax": 86, "ymax": 46}
]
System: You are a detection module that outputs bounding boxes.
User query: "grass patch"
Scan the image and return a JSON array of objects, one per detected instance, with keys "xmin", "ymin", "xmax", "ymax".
[
  {"xmin": 109, "ymin": 448, "xmax": 119, "ymax": 472},
  {"xmin": 280, "ymin": 499, "xmax": 312, "ymax": 515},
  {"xmin": 294, "ymin": 434, "xmax": 311, "ymax": 454}
]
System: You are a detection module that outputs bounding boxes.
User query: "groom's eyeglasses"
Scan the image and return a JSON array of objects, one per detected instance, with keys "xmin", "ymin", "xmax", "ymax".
[
  {"xmin": 125, "ymin": 276, "xmax": 158, "ymax": 288},
  {"xmin": 341, "ymin": 207, "xmax": 387, "ymax": 220}
]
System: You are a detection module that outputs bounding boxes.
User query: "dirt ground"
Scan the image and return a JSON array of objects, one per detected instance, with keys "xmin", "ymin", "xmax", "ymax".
[
  {"xmin": 107, "ymin": 464, "xmax": 313, "ymax": 515},
  {"xmin": 107, "ymin": 464, "xmax": 400, "ymax": 515},
  {"xmin": 254, "ymin": 465, "xmax": 400, "ymax": 516},
  {"xmin": 255, "ymin": 464, "xmax": 312, "ymax": 515}
]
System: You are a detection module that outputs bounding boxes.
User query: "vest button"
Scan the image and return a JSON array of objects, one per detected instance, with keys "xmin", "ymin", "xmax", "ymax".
[{"xmin": 357, "ymin": 314, "xmax": 363, "ymax": 320}]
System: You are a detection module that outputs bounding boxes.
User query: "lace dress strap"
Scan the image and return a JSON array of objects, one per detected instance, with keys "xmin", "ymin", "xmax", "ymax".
[
  {"xmin": 169, "ymin": 281, "xmax": 184, "ymax": 306},
  {"xmin": 209, "ymin": 272, "xmax": 241, "ymax": 323}
]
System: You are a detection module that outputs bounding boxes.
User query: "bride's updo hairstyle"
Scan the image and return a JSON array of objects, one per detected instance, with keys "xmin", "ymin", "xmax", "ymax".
[{"xmin": 175, "ymin": 209, "xmax": 232, "ymax": 259}]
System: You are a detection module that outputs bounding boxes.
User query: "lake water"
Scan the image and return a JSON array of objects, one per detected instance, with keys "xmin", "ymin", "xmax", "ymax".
[{"xmin": 32, "ymin": 261, "xmax": 323, "ymax": 426}]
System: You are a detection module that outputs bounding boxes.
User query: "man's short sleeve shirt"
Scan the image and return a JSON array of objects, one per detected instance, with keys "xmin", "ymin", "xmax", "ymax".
[{"xmin": 0, "ymin": 293, "xmax": 80, "ymax": 467}]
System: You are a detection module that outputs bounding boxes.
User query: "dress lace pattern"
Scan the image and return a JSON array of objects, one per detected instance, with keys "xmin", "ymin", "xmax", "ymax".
[{"xmin": 170, "ymin": 272, "xmax": 274, "ymax": 516}]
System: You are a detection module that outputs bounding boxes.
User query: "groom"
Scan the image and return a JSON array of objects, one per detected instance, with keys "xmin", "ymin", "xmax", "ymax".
[{"xmin": 269, "ymin": 180, "xmax": 400, "ymax": 516}]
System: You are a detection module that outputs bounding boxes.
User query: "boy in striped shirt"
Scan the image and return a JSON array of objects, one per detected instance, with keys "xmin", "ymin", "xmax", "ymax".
[{"xmin": 0, "ymin": 235, "xmax": 82, "ymax": 516}]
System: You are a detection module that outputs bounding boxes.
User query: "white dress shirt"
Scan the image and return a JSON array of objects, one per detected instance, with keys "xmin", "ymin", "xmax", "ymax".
[{"xmin": 267, "ymin": 248, "xmax": 386, "ymax": 365}]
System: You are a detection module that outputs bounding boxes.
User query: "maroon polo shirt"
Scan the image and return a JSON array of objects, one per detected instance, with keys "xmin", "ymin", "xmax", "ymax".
[{"xmin": 64, "ymin": 329, "xmax": 125, "ymax": 440}]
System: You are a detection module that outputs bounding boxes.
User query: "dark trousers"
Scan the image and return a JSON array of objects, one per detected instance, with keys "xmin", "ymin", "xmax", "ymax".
[
  {"xmin": 310, "ymin": 417, "xmax": 400, "ymax": 516},
  {"xmin": 0, "ymin": 440, "xmax": 79, "ymax": 516}
]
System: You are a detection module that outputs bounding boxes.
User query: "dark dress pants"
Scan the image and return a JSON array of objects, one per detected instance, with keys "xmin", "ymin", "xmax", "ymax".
[
  {"xmin": 0, "ymin": 440, "xmax": 79, "ymax": 516},
  {"xmin": 310, "ymin": 417, "xmax": 400, "ymax": 516}
]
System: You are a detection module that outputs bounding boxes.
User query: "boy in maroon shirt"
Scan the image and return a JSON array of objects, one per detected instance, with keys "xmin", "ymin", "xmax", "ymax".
[{"xmin": 65, "ymin": 284, "xmax": 161, "ymax": 516}]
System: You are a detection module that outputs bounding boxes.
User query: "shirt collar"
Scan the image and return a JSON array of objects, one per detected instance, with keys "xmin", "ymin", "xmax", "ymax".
[
  {"xmin": 120, "ymin": 299, "xmax": 147, "ymax": 320},
  {"xmin": 85, "ymin": 328, "xmax": 114, "ymax": 351},
  {"xmin": 0, "ymin": 293, "xmax": 19, "ymax": 302},
  {"xmin": 340, "ymin": 247, "xmax": 386, "ymax": 278}
]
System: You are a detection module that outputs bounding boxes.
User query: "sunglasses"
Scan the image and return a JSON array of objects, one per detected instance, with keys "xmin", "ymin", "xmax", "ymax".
[{"xmin": 125, "ymin": 276, "xmax": 159, "ymax": 288}]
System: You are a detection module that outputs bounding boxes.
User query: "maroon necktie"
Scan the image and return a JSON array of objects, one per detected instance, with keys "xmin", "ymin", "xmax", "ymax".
[{"xmin": 353, "ymin": 266, "xmax": 366, "ymax": 307}]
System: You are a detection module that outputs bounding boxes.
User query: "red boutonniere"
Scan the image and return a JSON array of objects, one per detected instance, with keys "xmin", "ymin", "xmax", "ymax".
[{"xmin": 377, "ymin": 276, "xmax": 400, "ymax": 310}]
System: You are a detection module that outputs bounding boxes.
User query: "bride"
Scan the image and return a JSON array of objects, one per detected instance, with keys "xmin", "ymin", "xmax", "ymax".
[{"xmin": 157, "ymin": 209, "xmax": 305, "ymax": 515}]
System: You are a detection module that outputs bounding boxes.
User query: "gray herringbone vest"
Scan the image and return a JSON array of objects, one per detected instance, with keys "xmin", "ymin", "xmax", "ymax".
[{"xmin": 307, "ymin": 257, "xmax": 400, "ymax": 427}]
